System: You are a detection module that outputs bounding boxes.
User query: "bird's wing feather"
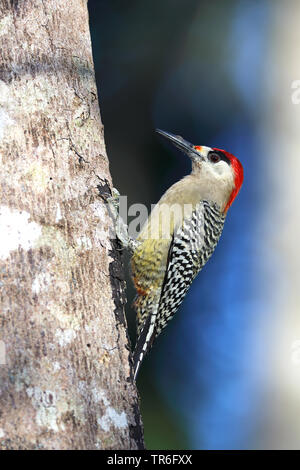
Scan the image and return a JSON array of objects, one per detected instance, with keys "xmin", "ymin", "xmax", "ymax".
[
  {"xmin": 133, "ymin": 201, "xmax": 225, "ymax": 379},
  {"xmin": 155, "ymin": 201, "xmax": 209, "ymax": 335}
]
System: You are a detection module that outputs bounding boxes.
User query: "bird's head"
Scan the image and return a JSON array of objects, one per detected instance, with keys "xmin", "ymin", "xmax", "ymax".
[{"xmin": 156, "ymin": 129, "xmax": 243, "ymax": 213}]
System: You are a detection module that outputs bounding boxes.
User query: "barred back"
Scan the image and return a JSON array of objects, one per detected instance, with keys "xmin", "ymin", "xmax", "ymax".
[
  {"xmin": 155, "ymin": 200, "xmax": 225, "ymax": 334},
  {"xmin": 132, "ymin": 200, "xmax": 225, "ymax": 379}
]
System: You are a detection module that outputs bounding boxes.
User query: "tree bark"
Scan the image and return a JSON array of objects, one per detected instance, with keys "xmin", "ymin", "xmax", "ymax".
[{"xmin": 0, "ymin": 0, "xmax": 144, "ymax": 450}]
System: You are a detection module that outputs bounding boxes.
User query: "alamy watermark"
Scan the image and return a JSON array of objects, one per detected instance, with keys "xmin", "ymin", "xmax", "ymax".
[
  {"xmin": 291, "ymin": 340, "xmax": 300, "ymax": 366},
  {"xmin": 0, "ymin": 341, "xmax": 6, "ymax": 365},
  {"xmin": 107, "ymin": 195, "xmax": 203, "ymax": 244},
  {"xmin": 291, "ymin": 80, "xmax": 300, "ymax": 104}
]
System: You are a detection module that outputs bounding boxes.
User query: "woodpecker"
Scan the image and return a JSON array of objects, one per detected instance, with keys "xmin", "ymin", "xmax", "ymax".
[{"xmin": 127, "ymin": 129, "xmax": 243, "ymax": 380}]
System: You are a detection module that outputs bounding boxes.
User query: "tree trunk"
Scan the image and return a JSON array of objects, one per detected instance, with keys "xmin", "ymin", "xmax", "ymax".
[{"xmin": 0, "ymin": 0, "xmax": 143, "ymax": 450}]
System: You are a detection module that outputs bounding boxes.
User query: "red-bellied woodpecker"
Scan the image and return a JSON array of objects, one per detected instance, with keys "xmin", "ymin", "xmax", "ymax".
[{"xmin": 109, "ymin": 130, "xmax": 243, "ymax": 380}]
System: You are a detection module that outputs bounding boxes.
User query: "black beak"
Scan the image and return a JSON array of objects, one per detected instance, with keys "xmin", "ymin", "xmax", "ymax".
[{"xmin": 156, "ymin": 129, "xmax": 202, "ymax": 160}]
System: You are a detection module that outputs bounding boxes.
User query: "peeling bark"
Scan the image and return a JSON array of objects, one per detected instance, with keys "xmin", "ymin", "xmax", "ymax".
[{"xmin": 0, "ymin": 0, "xmax": 144, "ymax": 450}]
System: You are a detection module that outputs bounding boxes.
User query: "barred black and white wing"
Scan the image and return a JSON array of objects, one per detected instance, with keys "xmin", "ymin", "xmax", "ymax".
[{"xmin": 133, "ymin": 201, "xmax": 225, "ymax": 379}]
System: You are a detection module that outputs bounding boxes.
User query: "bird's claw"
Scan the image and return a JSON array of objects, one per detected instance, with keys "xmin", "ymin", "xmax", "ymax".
[
  {"xmin": 107, "ymin": 187, "xmax": 120, "ymax": 221},
  {"xmin": 107, "ymin": 188, "xmax": 139, "ymax": 252}
]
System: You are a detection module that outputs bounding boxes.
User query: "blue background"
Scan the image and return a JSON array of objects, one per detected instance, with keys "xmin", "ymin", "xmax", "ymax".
[{"xmin": 88, "ymin": 0, "xmax": 286, "ymax": 449}]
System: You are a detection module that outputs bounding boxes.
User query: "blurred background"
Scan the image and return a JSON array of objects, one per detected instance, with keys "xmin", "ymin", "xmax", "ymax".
[{"xmin": 88, "ymin": 0, "xmax": 300, "ymax": 449}]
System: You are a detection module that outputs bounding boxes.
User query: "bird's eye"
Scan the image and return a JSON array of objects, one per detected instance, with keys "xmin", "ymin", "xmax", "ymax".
[{"xmin": 209, "ymin": 152, "xmax": 221, "ymax": 163}]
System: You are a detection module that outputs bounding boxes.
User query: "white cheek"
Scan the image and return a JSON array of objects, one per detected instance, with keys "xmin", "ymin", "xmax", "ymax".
[{"xmin": 213, "ymin": 161, "xmax": 233, "ymax": 180}]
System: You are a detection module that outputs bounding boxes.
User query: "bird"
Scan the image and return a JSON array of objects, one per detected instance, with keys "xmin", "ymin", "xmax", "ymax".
[{"xmin": 129, "ymin": 129, "xmax": 243, "ymax": 380}]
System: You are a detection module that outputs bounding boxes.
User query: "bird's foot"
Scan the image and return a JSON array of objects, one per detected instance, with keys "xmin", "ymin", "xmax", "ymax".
[{"xmin": 107, "ymin": 188, "xmax": 138, "ymax": 252}]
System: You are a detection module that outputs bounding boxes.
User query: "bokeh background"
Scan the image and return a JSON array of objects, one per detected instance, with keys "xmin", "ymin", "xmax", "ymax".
[{"xmin": 88, "ymin": 0, "xmax": 300, "ymax": 449}]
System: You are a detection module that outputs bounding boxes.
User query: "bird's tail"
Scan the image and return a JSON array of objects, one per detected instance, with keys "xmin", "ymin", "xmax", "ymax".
[
  {"xmin": 132, "ymin": 293, "xmax": 160, "ymax": 380},
  {"xmin": 132, "ymin": 315, "xmax": 153, "ymax": 380}
]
